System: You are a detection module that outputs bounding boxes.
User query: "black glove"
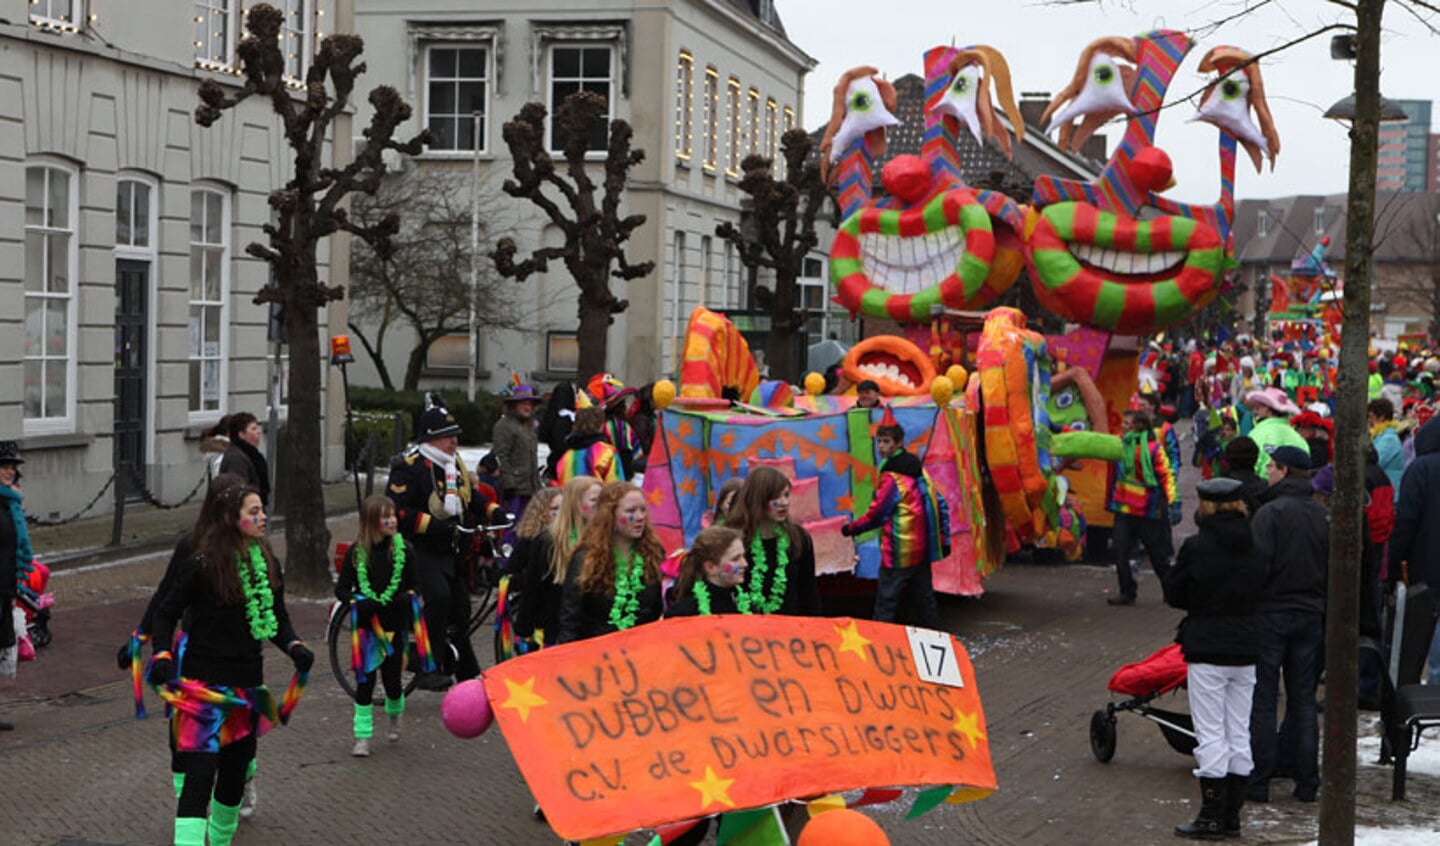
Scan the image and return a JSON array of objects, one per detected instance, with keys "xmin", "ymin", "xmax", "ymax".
[
  {"xmin": 289, "ymin": 642, "xmax": 315, "ymax": 674},
  {"xmin": 147, "ymin": 656, "xmax": 174, "ymax": 686},
  {"xmin": 117, "ymin": 641, "xmax": 134, "ymax": 672},
  {"xmin": 840, "ymin": 523, "xmax": 854, "ymax": 537}
]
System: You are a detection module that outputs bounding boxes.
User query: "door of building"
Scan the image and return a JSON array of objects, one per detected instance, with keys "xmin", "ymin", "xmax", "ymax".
[{"xmin": 114, "ymin": 259, "xmax": 148, "ymax": 494}]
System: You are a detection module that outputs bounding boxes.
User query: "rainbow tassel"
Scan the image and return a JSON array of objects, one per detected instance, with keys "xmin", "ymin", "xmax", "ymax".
[
  {"xmin": 349, "ymin": 600, "xmax": 395, "ymax": 684},
  {"xmin": 129, "ymin": 630, "xmax": 150, "ymax": 719},
  {"xmin": 494, "ymin": 575, "xmax": 515, "ymax": 661},
  {"xmin": 408, "ymin": 593, "xmax": 435, "ymax": 673},
  {"xmin": 277, "ymin": 671, "xmax": 308, "ymax": 725}
]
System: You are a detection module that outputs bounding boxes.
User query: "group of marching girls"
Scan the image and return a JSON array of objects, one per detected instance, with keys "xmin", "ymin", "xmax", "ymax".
[{"xmin": 124, "ymin": 473, "xmax": 312, "ymax": 846}]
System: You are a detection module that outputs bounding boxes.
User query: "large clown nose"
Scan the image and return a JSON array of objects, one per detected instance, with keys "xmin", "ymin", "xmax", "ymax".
[
  {"xmin": 1125, "ymin": 146, "xmax": 1175, "ymax": 195},
  {"xmin": 880, "ymin": 155, "xmax": 932, "ymax": 205}
]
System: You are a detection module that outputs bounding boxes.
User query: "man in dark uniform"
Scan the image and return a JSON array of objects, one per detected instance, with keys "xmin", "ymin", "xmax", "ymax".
[{"xmin": 388, "ymin": 405, "xmax": 501, "ymax": 690}]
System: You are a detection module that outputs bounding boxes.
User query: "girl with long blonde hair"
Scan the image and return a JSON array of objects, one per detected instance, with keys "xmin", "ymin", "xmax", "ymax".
[
  {"xmin": 556, "ymin": 482, "xmax": 664, "ymax": 643},
  {"xmin": 516, "ymin": 478, "xmax": 599, "ymax": 645}
]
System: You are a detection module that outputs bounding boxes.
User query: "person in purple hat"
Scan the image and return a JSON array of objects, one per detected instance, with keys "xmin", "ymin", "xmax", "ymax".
[{"xmin": 492, "ymin": 382, "xmax": 543, "ymax": 521}]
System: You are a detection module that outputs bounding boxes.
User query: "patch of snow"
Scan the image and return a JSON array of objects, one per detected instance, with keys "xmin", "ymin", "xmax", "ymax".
[
  {"xmin": 1302, "ymin": 826, "xmax": 1440, "ymax": 845},
  {"xmin": 1357, "ymin": 723, "xmax": 1440, "ymax": 777}
]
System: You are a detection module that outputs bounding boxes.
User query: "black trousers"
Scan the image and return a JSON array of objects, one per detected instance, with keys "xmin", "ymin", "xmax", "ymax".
[
  {"xmin": 416, "ymin": 554, "xmax": 479, "ymax": 681},
  {"xmin": 1111, "ymin": 513, "xmax": 1172, "ymax": 599},
  {"xmin": 873, "ymin": 562, "xmax": 941, "ymax": 628},
  {"xmin": 176, "ymin": 733, "xmax": 256, "ymax": 816}
]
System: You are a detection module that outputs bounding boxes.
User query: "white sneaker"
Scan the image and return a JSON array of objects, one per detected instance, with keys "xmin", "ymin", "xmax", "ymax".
[
  {"xmin": 352, "ymin": 737, "xmax": 371, "ymax": 757},
  {"xmin": 387, "ymin": 715, "xmax": 401, "ymax": 742},
  {"xmin": 239, "ymin": 779, "xmax": 257, "ymax": 820}
]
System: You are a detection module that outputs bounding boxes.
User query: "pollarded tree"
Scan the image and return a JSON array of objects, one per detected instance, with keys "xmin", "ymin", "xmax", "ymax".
[
  {"xmin": 715, "ymin": 128, "xmax": 833, "ymax": 383},
  {"xmin": 195, "ymin": 4, "xmax": 426, "ymax": 594},
  {"xmin": 490, "ymin": 92, "xmax": 654, "ymax": 383}
]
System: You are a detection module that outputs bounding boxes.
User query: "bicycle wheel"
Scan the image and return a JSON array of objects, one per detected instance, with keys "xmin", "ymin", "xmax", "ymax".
[{"xmin": 326, "ymin": 603, "xmax": 422, "ymax": 701}]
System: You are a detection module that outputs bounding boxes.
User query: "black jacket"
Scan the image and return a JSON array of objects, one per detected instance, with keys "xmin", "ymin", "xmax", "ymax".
[
  {"xmin": 150, "ymin": 550, "xmax": 300, "ymax": 688},
  {"xmin": 0, "ymin": 498, "xmax": 17, "ymax": 600},
  {"xmin": 137, "ymin": 533, "xmax": 193, "ymax": 635},
  {"xmin": 1389, "ymin": 418, "xmax": 1440, "ymax": 588},
  {"xmin": 556, "ymin": 548, "xmax": 662, "ymax": 644},
  {"xmin": 882, "ymin": 449, "xmax": 923, "ymax": 478},
  {"xmin": 219, "ymin": 441, "xmax": 270, "ymax": 506},
  {"xmin": 334, "ymin": 536, "xmax": 420, "ymax": 633},
  {"xmin": 1163, "ymin": 512, "xmax": 1267, "ymax": 665},
  {"xmin": 387, "ymin": 449, "xmax": 499, "ymax": 565},
  {"xmin": 743, "ymin": 529, "xmax": 822, "ymax": 616},
  {"xmin": 1221, "ymin": 467, "xmax": 1269, "ymax": 519},
  {"xmin": 513, "ymin": 530, "xmax": 560, "ymax": 640},
  {"xmin": 666, "ymin": 583, "xmax": 742, "ymax": 618},
  {"xmin": 1251, "ymin": 476, "xmax": 1330, "ymax": 615}
]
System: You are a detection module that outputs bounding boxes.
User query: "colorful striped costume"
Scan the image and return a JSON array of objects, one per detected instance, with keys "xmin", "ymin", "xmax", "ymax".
[
  {"xmin": 555, "ymin": 436, "xmax": 626, "ymax": 485},
  {"xmin": 848, "ymin": 455, "xmax": 951, "ymax": 569},
  {"xmin": 1106, "ymin": 432, "xmax": 1178, "ymax": 520}
]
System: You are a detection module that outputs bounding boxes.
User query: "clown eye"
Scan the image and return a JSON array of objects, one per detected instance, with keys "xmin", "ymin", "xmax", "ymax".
[
  {"xmin": 1055, "ymin": 390, "xmax": 1076, "ymax": 409},
  {"xmin": 851, "ymin": 92, "xmax": 871, "ymax": 111},
  {"xmin": 1094, "ymin": 64, "xmax": 1115, "ymax": 84},
  {"xmin": 1221, "ymin": 79, "xmax": 1243, "ymax": 101},
  {"xmin": 952, "ymin": 76, "xmax": 968, "ymax": 93}
]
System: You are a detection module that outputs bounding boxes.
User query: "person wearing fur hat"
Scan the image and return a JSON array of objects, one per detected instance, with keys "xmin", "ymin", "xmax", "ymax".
[
  {"xmin": 1163, "ymin": 478, "xmax": 1266, "ymax": 838},
  {"xmin": 1248, "ymin": 445, "xmax": 1328, "ymax": 804},
  {"xmin": 1243, "ymin": 388, "xmax": 1308, "ymax": 476},
  {"xmin": 387, "ymin": 404, "xmax": 501, "ymax": 690},
  {"xmin": 0, "ymin": 441, "xmax": 31, "ymax": 730},
  {"xmin": 491, "ymin": 382, "xmax": 543, "ymax": 520}
]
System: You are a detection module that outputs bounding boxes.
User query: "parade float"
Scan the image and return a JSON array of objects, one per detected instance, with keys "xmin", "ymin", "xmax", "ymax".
[{"xmin": 467, "ymin": 29, "xmax": 1284, "ymax": 844}]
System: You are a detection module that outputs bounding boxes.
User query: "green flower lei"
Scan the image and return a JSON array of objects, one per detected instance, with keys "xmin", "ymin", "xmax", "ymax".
[
  {"xmin": 737, "ymin": 530, "xmax": 789, "ymax": 615},
  {"xmin": 693, "ymin": 580, "xmax": 713, "ymax": 616},
  {"xmin": 239, "ymin": 541, "xmax": 278, "ymax": 640},
  {"xmin": 608, "ymin": 547, "xmax": 645, "ymax": 630},
  {"xmin": 356, "ymin": 535, "xmax": 407, "ymax": 606}
]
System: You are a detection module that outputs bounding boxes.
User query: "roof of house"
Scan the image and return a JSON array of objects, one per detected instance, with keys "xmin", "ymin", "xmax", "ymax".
[{"xmin": 1236, "ymin": 191, "xmax": 1440, "ymax": 267}]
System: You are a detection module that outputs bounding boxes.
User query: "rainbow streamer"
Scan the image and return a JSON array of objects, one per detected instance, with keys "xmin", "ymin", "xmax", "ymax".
[
  {"xmin": 494, "ymin": 575, "xmax": 516, "ymax": 661},
  {"xmin": 277, "ymin": 670, "xmax": 307, "ymax": 725},
  {"xmin": 409, "ymin": 593, "xmax": 435, "ymax": 673},
  {"xmin": 128, "ymin": 630, "xmax": 150, "ymax": 719},
  {"xmin": 349, "ymin": 600, "xmax": 395, "ymax": 684}
]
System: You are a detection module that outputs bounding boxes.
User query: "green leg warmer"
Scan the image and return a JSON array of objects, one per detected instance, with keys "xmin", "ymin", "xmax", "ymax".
[
  {"xmin": 173, "ymin": 816, "xmax": 207, "ymax": 846},
  {"xmin": 384, "ymin": 694, "xmax": 405, "ymax": 718},
  {"xmin": 207, "ymin": 799, "xmax": 241, "ymax": 846},
  {"xmin": 171, "ymin": 772, "xmax": 185, "ymax": 800},
  {"xmin": 245, "ymin": 757, "xmax": 257, "ymax": 780},
  {"xmin": 353, "ymin": 702, "xmax": 374, "ymax": 739}
]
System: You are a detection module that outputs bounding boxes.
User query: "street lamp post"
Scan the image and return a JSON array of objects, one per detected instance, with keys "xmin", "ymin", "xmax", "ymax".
[{"xmin": 469, "ymin": 110, "xmax": 482, "ymax": 402}]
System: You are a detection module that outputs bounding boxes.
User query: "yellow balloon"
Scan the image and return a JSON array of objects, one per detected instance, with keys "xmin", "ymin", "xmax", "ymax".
[
  {"xmin": 931, "ymin": 375, "xmax": 955, "ymax": 407},
  {"xmin": 803, "ymin": 371, "xmax": 827, "ymax": 396},
  {"xmin": 652, "ymin": 379, "xmax": 677, "ymax": 410},
  {"xmin": 945, "ymin": 364, "xmax": 968, "ymax": 392}
]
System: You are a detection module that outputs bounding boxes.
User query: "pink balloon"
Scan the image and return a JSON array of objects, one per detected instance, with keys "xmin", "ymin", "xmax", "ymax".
[{"xmin": 441, "ymin": 678, "xmax": 494, "ymax": 739}]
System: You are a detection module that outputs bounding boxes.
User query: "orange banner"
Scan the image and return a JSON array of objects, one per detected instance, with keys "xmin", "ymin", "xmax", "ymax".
[{"xmin": 485, "ymin": 615, "xmax": 996, "ymax": 841}]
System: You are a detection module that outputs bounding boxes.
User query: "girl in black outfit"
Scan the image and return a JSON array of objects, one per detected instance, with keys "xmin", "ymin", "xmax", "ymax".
[
  {"xmin": 335, "ymin": 494, "xmax": 429, "ymax": 757},
  {"xmin": 725, "ymin": 466, "xmax": 821, "ymax": 616},
  {"xmin": 1162, "ymin": 477, "xmax": 1267, "ymax": 840},
  {"xmin": 147, "ymin": 485, "xmax": 312, "ymax": 846},
  {"xmin": 556, "ymin": 482, "xmax": 663, "ymax": 643},
  {"xmin": 666, "ymin": 526, "xmax": 746, "ymax": 617},
  {"xmin": 517, "ymin": 477, "xmax": 600, "ymax": 646},
  {"xmin": 500, "ymin": 488, "xmax": 560, "ymax": 655}
]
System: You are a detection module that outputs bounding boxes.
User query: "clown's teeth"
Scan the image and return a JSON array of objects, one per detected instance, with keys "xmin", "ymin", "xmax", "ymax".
[
  {"xmin": 859, "ymin": 227, "xmax": 968, "ymax": 296},
  {"xmin": 858, "ymin": 362, "xmax": 914, "ymax": 389},
  {"xmin": 1068, "ymin": 242, "xmax": 1186, "ymax": 276}
]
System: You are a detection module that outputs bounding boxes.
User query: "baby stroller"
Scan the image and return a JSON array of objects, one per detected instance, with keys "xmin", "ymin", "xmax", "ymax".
[
  {"xmin": 16, "ymin": 558, "xmax": 53, "ymax": 649},
  {"xmin": 1089, "ymin": 642, "xmax": 1196, "ymax": 762}
]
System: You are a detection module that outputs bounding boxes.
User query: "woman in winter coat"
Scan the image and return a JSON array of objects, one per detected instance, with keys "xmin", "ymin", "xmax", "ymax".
[
  {"xmin": 1161, "ymin": 477, "xmax": 1267, "ymax": 840},
  {"xmin": 201, "ymin": 413, "xmax": 270, "ymax": 506}
]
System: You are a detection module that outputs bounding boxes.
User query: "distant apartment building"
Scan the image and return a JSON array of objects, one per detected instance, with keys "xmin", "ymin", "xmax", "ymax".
[
  {"xmin": 0, "ymin": 1, "xmax": 349, "ymax": 520},
  {"xmin": 1377, "ymin": 99, "xmax": 1432, "ymax": 192},
  {"xmin": 349, "ymin": 0, "xmax": 814, "ymax": 391}
]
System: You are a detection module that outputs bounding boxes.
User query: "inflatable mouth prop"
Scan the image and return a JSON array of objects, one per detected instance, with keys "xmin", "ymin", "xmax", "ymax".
[
  {"xmin": 1027, "ymin": 202, "xmax": 1224, "ymax": 335},
  {"xmin": 842, "ymin": 335, "xmax": 938, "ymax": 396}
]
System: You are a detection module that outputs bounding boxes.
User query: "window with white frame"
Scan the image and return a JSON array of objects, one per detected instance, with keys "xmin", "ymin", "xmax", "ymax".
[
  {"xmin": 799, "ymin": 256, "xmax": 827, "ymax": 312},
  {"xmin": 116, "ymin": 178, "xmax": 153, "ymax": 251},
  {"xmin": 277, "ymin": 0, "xmax": 312, "ymax": 83},
  {"xmin": 675, "ymin": 50, "xmax": 694, "ymax": 162},
  {"xmin": 31, "ymin": 0, "xmax": 83, "ymax": 30},
  {"xmin": 194, "ymin": 0, "xmax": 236, "ymax": 69},
  {"xmin": 747, "ymin": 88, "xmax": 761, "ymax": 158},
  {"xmin": 549, "ymin": 44, "xmax": 614, "ymax": 152},
  {"xmin": 702, "ymin": 68, "xmax": 719, "ymax": 171},
  {"xmin": 189, "ymin": 187, "xmax": 229, "ymax": 415},
  {"xmin": 726, "ymin": 78, "xmax": 742, "ymax": 176},
  {"xmin": 23, "ymin": 163, "xmax": 76, "ymax": 429},
  {"xmin": 700, "ymin": 235, "xmax": 714, "ymax": 306},
  {"xmin": 425, "ymin": 44, "xmax": 490, "ymax": 152}
]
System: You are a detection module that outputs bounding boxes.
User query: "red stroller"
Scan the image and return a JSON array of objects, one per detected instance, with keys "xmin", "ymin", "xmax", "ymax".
[{"xmin": 1090, "ymin": 642, "xmax": 1197, "ymax": 762}]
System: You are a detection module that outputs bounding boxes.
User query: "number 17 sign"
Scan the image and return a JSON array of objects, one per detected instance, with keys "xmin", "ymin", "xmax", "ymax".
[{"xmin": 906, "ymin": 627, "xmax": 966, "ymax": 688}]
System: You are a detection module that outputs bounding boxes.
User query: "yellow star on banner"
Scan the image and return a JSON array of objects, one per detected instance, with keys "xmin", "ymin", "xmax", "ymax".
[
  {"xmin": 835, "ymin": 620, "xmax": 871, "ymax": 661},
  {"xmin": 499, "ymin": 677, "xmax": 548, "ymax": 723},
  {"xmin": 952, "ymin": 710, "xmax": 987, "ymax": 751},
  {"xmin": 689, "ymin": 766, "xmax": 736, "ymax": 811}
]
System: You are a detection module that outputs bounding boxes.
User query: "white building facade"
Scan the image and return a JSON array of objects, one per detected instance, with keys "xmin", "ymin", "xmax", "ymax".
[
  {"xmin": 350, "ymin": 0, "xmax": 814, "ymax": 391},
  {"xmin": 0, "ymin": 1, "xmax": 349, "ymax": 520}
]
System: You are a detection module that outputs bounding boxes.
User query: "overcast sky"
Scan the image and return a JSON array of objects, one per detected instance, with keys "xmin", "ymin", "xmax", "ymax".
[{"xmin": 778, "ymin": 0, "xmax": 1439, "ymax": 200}]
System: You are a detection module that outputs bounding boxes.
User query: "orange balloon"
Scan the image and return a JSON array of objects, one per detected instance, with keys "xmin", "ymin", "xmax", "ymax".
[{"xmin": 797, "ymin": 808, "xmax": 890, "ymax": 846}]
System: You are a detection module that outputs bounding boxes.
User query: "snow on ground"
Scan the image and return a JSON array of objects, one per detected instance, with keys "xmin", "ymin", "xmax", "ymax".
[{"xmin": 1303, "ymin": 826, "xmax": 1440, "ymax": 845}]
